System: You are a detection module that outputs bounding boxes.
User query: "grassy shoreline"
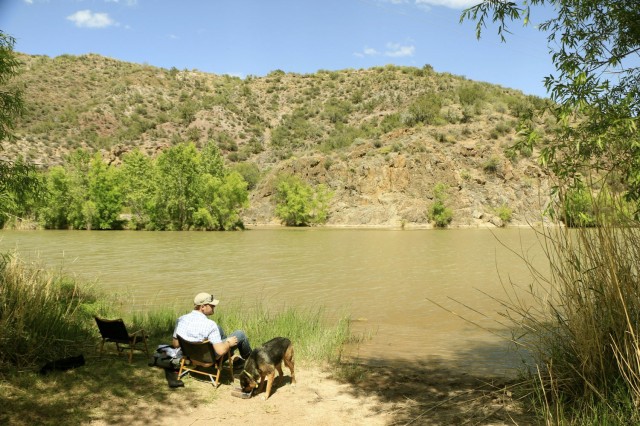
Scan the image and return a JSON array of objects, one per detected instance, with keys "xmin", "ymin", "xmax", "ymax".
[{"xmin": 0, "ymin": 252, "xmax": 355, "ymax": 424}]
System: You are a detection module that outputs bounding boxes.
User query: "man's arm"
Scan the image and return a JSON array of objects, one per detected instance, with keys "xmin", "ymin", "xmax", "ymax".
[{"xmin": 212, "ymin": 336, "xmax": 238, "ymax": 355}]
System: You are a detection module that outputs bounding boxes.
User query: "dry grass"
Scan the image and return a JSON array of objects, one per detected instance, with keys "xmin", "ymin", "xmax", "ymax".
[{"xmin": 487, "ymin": 207, "xmax": 640, "ymax": 423}]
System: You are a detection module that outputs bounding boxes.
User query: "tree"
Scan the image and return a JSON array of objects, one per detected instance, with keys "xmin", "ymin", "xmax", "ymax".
[
  {"xmin": 200, "ymin": 141, "xmax": 225, "ymax": 178},
  {"xmin": 120, "ymin": 149, "xmax": 155, "ymax": 229},
  {"xmin": 196, "ymin": 171, "xmax": 249, "ymax": 230},
  {"xmin": 405, "ymin": 92, "xmax": 443, "ymax": 126},
  {"xmin": 38, "ymin": 166, "xmax": 70, "ymax": 229},
  {"xmin": 0, "ymin": 31, "xmax": 39, "ymax": 227},
  {"xmin": 153, "ymin": 143, "xmax": 202, "ymax": 230},
  {"xmin": 87, "ymin": 154, "xmax": 123, "ymax": 230},
  {"xmin": 0, "ymin": 31, "xmax": 24, "ymax": 143},
  {"xmin": 427, "ymin": 182, "xmax": 453, "ymax": 227},
  {"xmin": 65, "ymin": 149, "xmax": 92, "ymax": 229},
  {"xmin": 274, "ymin": 174, "xmax": 331, "ymax": 226},
  {"xmin": 462, "ymin": 0, "xmax": 640, "ymax": 210}
]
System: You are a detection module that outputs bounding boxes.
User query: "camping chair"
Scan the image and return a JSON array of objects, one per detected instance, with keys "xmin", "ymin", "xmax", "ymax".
[
  {"xmin": 94, "ymin": 317, "xmax": 149, "ymax": 363},
  {"xmin": 176, "ymin": 335, "xmax": 233, "ymax": 387}
]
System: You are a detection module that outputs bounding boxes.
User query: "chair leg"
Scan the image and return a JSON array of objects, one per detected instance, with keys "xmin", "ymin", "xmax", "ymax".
[
  {"xmin": 177, "ymin": 360, "xmax": 185, "ymax": 379},
  {"xmin": 213, "ymin": 366, "xmax": 222, "ymax": 387},
  {"xmin": 227, "ymin": 353, "xmax": 234, "ymax": 384}
]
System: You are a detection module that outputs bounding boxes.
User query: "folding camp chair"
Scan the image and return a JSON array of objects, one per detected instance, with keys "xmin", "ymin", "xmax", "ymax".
[
  {"xmin": 176, "ymin": 334, "xmax": 233, "ymax": 387},
  {"xmin": 94, "ymin": 317, "xmax": 149, "ymax": 363}
]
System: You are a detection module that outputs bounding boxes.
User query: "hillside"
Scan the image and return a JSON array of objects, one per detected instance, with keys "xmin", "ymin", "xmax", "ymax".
[{"xmin": 4, "ymin": 53, "xmax": 554, "ymax": 227}]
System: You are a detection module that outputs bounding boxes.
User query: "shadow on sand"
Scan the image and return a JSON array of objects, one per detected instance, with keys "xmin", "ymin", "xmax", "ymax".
[{"xmin": 334, "ymin": 339, "xmax": 538, "ymax": 425}]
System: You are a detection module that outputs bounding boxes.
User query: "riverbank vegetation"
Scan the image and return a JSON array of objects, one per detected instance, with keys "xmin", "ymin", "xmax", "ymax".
[
  {"xmin": 0, "ymin": 251, "xmax": 354, "ymax": 424},
  {"xmin": 3, "ymin": 142, "xmax": 334, "ymax": 230},
  {"xmin": 462, "ymin": 0, "xmax": 640, "ymax": 423}
]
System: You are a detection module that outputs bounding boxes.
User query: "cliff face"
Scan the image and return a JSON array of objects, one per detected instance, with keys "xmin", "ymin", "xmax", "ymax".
[
  {"xmin": 5, "ymin": 53, "xmax": 553, "ymax": 227},
  {"xmin": 245, "ymin": 127, "xmax": 551, "ymax": 228}
]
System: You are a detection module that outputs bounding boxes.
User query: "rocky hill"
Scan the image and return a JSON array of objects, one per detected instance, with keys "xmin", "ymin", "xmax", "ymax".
[{"xmin": 4, "ymin": 53, "xmax": 554, "ymax": 227}]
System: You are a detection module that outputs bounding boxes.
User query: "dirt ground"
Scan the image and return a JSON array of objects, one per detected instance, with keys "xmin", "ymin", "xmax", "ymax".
[{"xmin": 89, "ymin": 361, "xmax": 537, "ymax": 426}]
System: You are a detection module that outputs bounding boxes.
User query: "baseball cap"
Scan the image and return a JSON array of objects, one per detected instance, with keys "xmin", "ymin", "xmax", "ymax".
[{"xmin": 194, "ymin": 292, "xmax": 219, "ymax": 306}]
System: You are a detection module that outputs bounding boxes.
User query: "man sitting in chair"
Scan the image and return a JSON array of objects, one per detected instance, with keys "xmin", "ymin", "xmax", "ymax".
[{"xmin": 172, "ymin": 292, "xmax": 252, "ymax": 366}]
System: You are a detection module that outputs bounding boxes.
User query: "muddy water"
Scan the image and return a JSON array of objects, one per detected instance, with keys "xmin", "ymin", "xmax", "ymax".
[{"xmin": 0, "ymin": 228, "xmax": 548, "ymax": 376}]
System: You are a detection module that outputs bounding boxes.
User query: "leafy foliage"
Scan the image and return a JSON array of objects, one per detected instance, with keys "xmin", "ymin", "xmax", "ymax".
[
  {"xmin": 274, "ymin": 174, "xmax": 332, "ymax": 226},
  {"xmin": 462, "ymin": 1, "xmax": 640, "ymax": 420},
  {"xmin": 404, "ymin": 92, "xmax": 443, "ymax": 126},
  {"xmin": 39, "ymin": 166, "xmax": 70, "ymax": 229},
  {"xmin": 463, "ymin": 0, "xmax": 640, "ymax": 208},
  {"xmin": 427, "ymin": 183, "xmax": 453, "ymax": 227},
  {"xmin": 0, "ymin": 158, "xmax": 41, "ymax": 227},
  {"xmin": 495, "ymin": 204, "xmax": 512, "ymax": 224},
  {"xmin": 119, "ymin": 149, "xmax": 155, "ymax": 229},
  {"xmin": 197, "ymin": 171, "xmax": 248, "ymax": 230},
  {"xmin": 34, "ymin": 143, "xmax": 249, "ymax": 231},
  {"xmin": 0, "ymin": 31, "xmax": 24, "ymax": 142},
  {"xmin": 153, "ymin": 143, "xmax": 202, "ymax": 230},
  {"xmin": 0, "ymin": 32, "xmax": 38, "ymax": 227}
]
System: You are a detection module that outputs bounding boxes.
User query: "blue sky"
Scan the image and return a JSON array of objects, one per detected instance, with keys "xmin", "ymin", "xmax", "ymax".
[{"xmin": 1, "ymin": 0, "xmax": 554, "ymax": 97}]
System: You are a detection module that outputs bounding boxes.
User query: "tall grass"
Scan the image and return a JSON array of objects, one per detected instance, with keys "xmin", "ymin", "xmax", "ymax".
[
  {"xmin": 0, "ymin": 252, "xmax": 105, "ymax": 369},
  {"xmin": 135, "ymin": 303, "xmax": 354, "ymax": 363},
  {"xmin": 216, "ymin": 303, "xmax": 353, "ymax": 363},
  {"xmin": 501, "ymin": 208, "xmax": 640, "ymax": 423}
]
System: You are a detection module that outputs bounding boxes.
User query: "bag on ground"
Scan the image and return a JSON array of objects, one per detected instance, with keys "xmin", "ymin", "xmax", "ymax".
[{"xmin": 149, "ymin": 344, "xmax": 182, "ymax": 369}]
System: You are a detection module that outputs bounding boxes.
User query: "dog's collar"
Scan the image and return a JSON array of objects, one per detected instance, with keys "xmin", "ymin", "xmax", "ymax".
[{"xmin": 241, "ymin": 370, "xmax": 252, "ymax": 378}]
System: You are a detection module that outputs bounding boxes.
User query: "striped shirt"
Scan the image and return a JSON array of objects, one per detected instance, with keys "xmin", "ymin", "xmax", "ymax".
[{"xmin": 172, "ymin": 310, "xmax": 223, "ymax": 344}]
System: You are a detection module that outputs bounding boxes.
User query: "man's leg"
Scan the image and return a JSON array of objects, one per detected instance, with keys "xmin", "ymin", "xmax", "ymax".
[{"xmin": 228, "ymin": 330, "xmax": 252, "ymax": 359}]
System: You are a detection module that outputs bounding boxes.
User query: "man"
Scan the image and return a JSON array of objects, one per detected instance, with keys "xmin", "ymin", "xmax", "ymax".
[{"xmin": 172, "ymin": 292, "xmax": 252, "ymax": 363}]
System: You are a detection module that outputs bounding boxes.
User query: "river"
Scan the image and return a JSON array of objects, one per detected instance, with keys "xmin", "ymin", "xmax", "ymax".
[{"xmin": 0, "ymin": 227, "xmax": 549, "ymax": 376}]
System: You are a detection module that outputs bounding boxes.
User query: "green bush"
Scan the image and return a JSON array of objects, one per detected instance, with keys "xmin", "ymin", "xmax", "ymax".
[
  {"xmin": 482, "ymin": 156, "xmax": 500, "ymax": 174},
  {"xmin": 232, "ymin": 162, "xmax": 261, "ymax": 190},
  {"xmin": 322, "ymin": 98, "xmax": 352, "ymax": 124},
  {"xmin": 405, "ymin": 92, "xmax": 443, "ymax": 126},
  {"xmin": 274, "ymin": 174, "xmax": 332, "ymax": 226},
  {"xmin": 428, "ymin": 183, "xmax": 453, "ymax": 227},
  {"xmin": 495, "ymin": 204, "xmax": 512, "ymax": 224},
  {"xmin": 457, "ymin": 83, "xmax": 486, "ymax": 106},
  {"xmin": 561, "ymin": 185, "xmax": 596, "ymax": 227}
]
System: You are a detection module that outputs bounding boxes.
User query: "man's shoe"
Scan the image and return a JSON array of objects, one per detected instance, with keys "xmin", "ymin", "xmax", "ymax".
[
  {"xmin": 232, "ymin": 357, "xmax": 245, "ymax": 370},
  {"xmin": 164, "ymin": 368, "xmax": 184, "ymax": 388}
]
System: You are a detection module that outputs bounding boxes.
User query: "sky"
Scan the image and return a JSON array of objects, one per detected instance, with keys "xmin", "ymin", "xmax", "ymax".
[{"xmin": 1, "ymin": 0, "xmax": 555, "ymax": 98}]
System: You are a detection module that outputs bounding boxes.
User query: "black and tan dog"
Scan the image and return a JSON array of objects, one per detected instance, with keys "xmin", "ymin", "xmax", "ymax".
[{"xmin": 239, "ymin": 337, "xmax": 295, "ymax": 400}]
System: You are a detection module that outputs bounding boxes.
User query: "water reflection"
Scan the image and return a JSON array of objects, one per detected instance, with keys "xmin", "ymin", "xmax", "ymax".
[{"xmin": 0, "ymin": 227, "xmax": 547, "ymax": 376}]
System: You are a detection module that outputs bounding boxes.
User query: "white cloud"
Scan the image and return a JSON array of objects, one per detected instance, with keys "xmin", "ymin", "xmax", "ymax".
[
  {"xmin": 355, "ymin": 43, "xmax": 414, "ymax": 58},
  {"xmin": 384, "ymin": 42, "xmax": 415, "ymax": 57},
  {"xmin": 414, "ymin": 0, "xmax": 478, "ymax": 9},
  {"xmin": 354, "ymin": 46, "xmax": 380, "ymax": 58},
  {"xmin": 364, "ymin": 47, "xmax": 380, "ymax": 56},
  {"xmin": 23, "ymin": 0, "xmax": 34, "ymax": 4},
  {"xmin": 67, "ymin": 10, "xmax": 115, "ymax": 28},
  {"xmin": 105, "ymin": 0, "xmax": 138, "ymax": 5}
]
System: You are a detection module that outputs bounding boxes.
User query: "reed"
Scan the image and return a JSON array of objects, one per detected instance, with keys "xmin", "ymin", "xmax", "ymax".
[
  {"xmin": 0, "ymin": 252, "xmax": 107, "ymax": 370},
  {"xmin": 500, "ymin": 209, "xmax": 640, "ymax": 423}
]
